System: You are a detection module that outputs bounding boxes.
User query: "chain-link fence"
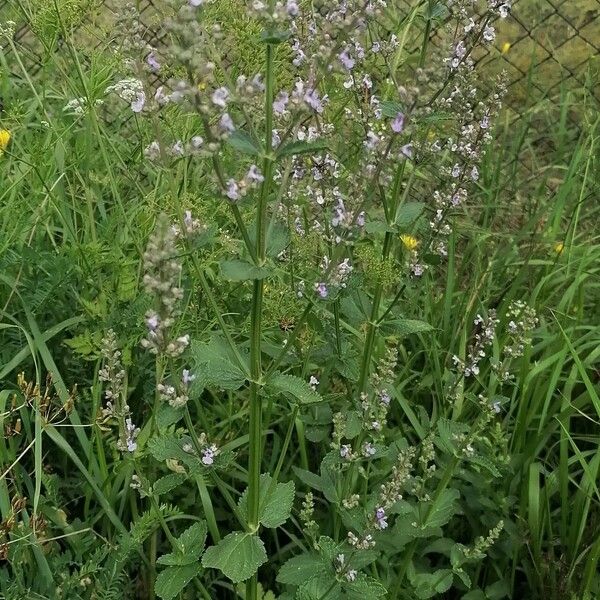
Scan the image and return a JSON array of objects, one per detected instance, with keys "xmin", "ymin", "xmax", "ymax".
[{"xmin": 1, "ymin": 0, "xmax": 598, "ymax": 159}]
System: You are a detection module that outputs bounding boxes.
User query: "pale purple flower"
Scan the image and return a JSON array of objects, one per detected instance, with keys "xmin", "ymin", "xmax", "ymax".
[
  {"xmin": 340, "ymin": 444, "xmax": 351, "ymax": 459},
  {"xmin": 144, "ymin": 141, "xmax": 161, "ymax": 160},
  {"xmin": 189, "ymin": 0, "xmax": 204, "ymax": 6},
  {"xmin": 410, "ymin": 263, "xmax": 425, "ymax": 277},
  {"xmin": 246, "ymin": 165, "xmax": 264, "ymax": 183},
  {"xmin": 375, "ymin": 507, "xmax": 388, "ymax": 530},
  {"xmin": 483, "ymin": 25, "xmax": 496, "ymax": 42},
  {"xmin": 309, "ymin": 375, "xmax": 319, "ymax": 389},
  {"xmin": 146, "ymin": 313, "xmax": 159, "ymax": 331},
  {"xmin": 131, "ymin": 92, "xmax": 146, "ymax": 113},
  {"xmin": 182, "ymin": 369, "xmax": 196, "ymax": 386},
  {"xmin": 304, "ymin": 88, "xmax": 325, "ymax": 113},
  {"xmin": 346, "ymin": 570, "xmax": 357, "ymax": 582},
  {"xmin": 391, "ymin": 112, "xmax": 405, "ymax": 133},
  {"xmin": 226, "ymin": 179, "xmax": 240, "ymax": 201},
  {"xmin": 190, "ymin": 135, "xmax": 204, "ymax": 149},
  {"xmin": 171, "ymin": 140, "xmax": 185, "ymax": 156},
  {"xmin": 211, "ymin": 87, "xmax": 230, "ymax": 108},
  {"xmin": 400, "ymin": 144, "xmax": 413, "ymax": 159},
  {"xmin": 273, "ymin": 91, "xmax": 289, "ymax": 115},
  {"xmin": 146, "ymin": 52, "xmax": 160, "ymax": 72},
  {"xmin": 339, "ymin": 48, "xmax": 355, "ymax": 70},
  {"xmin": 315, "ymin": 282, "xmax": 328, "ymax": 298},
  {"xmin": 219, "ymin": 113, "xmax": 235, "ymax": 133},
  {"xmin": 286, "ymin": 0, "xmax": 299, "ymax": 16}
]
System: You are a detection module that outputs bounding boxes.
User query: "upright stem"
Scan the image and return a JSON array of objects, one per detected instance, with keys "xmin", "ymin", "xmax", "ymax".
[{"xmin": 246, "ymin": 39, "xmax": 276, "ymax": 600}]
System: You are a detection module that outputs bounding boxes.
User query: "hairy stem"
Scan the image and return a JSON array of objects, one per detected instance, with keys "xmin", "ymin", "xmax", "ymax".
[{"xmin": 246, "ymin": 37, "xmax": 276, "ymax": 600}]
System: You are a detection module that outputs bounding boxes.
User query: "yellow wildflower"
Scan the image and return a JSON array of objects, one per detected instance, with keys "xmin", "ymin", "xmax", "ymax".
[
  {"xmin": 501, "ymin": 42, "xmax": 511, "ymax": 54},
  {"xmin": 400, "ymin": 234, "xmax": 419, "ymax": 252},
  {"xmin": 553, "ymin": 241, "xmax": 564, "ymax": 255},
  {"xmin": 0, "ymin": 129, "xmax": 11, "ymax": 154}
]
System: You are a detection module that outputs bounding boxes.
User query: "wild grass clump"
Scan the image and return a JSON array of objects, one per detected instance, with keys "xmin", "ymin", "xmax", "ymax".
[{"xmin": 0, "ymin": 1, "xmax": 599, "ymax": 599}]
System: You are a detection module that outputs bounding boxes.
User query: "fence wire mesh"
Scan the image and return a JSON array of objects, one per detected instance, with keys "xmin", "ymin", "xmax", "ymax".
[{"xmin": 3, "ymin": 1, "xmax": 599, "ymax": 96}]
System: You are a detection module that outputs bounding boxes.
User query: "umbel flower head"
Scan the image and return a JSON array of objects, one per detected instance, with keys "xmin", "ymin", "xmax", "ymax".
[{"xmin": 0, "ymin": 129, "xmax": 11, "ymax": 154}]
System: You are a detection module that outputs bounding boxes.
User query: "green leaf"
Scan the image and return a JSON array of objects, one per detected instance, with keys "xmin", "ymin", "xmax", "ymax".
[
  {"xmin": 276, "ymin": 139, "xmax": 329, "ymax": 158},
  {"xmin": 226, "ymin": 130, "xmax": 262, "ymax": 155},
  {"xmin": 157, "ymin": 522, "xmax": 207, "ymax": 567},
  {"xmin": 268, "ymin": 373, "xmax": 323, "ymax": 405},
  {"xmin": 202, "ymin": 532, "xmax": 267, "ymax": 583},
  {"xmin": 153, "ymin": 473, "xmax": 187, "ymax": 496},
  {"xmin": 420, "ymin": 489, "xmax": 460, "ymax": 529},
  {"xmin": 238, "ymin": 474, "xmax": 295, "ymax": 528},
  {"xmin": 365, "ymin": 221, "xmax": 394, "ymax": 234},
  {"xmin": 383, "ymin": 318, "xmax": 433, "ymax": 337},
  {"xmin": 192, "ymin": 336, "xmax": 248, "ymax": 390},
  {"xmin": 394, "ymin": 202, "xmax": 425, "ymax": 228},
  {"xmin": 380, "ymin": 100, "xmax": 404, "ymax": 118},
  {"xmin": 345, "ymin": 574, "xmax": 387, "ymax": 599},
  {"xmin": 220, "ymin": 259, "xmax": 272, "ymax": 281},
  {"xmin": 297, "ymin": 578, "xmax": 343, "ymax": 600},
  {"xmin": 413, "ymin": 569, "xmax": 453, "ymax": 599},
  {"xmin": 276, "ymin": 553, "xmax": 327, "ymax": 585},
  {"xmin": 154, "ymin": 563, "xmax": 202, "ymax": 600}
]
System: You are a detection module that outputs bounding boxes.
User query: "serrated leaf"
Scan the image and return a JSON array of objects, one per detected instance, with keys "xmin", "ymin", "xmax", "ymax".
[
  {"xmin": 276, "ymin": 139, "xmax": 329, "ymax": 158},
  {"xmin": 413, "ymin": 569, "xmax": 453, "ymax": 599},
  {"xmin": 226, "ymin": 131, "xmax": 262, "ymax": 155},
  {"xmin": 153, "ymin": 473, "xmax": 187, "ymax": 496},
  {"xmin": 345, "ymin": 574, "xmax": 387, "ymax": 599},
  {"xmin": 292, "ymin": 467, "xmax": 324, "ymax": 492},
  {"xmin": 465, "ymin": 454, "xmax": 502, "ymax": 477},
  {"xmin": 156, "ymin": 403, "xmax": 185, "ymax": 432},
  {"xmin": 268, "ymin": 373, "xmax": 323, "ymax": 405},
  {"xmin": 191, "ymin": 336, "xmax": 248, "ymax": 390},
  {"xmin": 419, "ymin": 489, "xmax": 459, "ymax": 529},
  {"xmin": 220, "ymin": 259, "xmax": 272, "ymax": 281},
  {"xmin": 276, "ymin": 553, "xmax": 327, "ymax": 585},
  {"xmin": 384, "ymin": 318, "xmax": 433, "ymax": 337},
  {"xmin": 202, "ymin": 532, "xmax": 267, "ymax": 583},
  {"xmin": 297, "ymin": 578, "xmax": 343, "ymax": 600},
  {"xmin": 238, "ymin": 474, "xmax": 295, "ymax": 528},
  {"xmin": 394, "ymin": 202, "xmax": 425, "ymax": 228},
  {"xmin": 154, "ymin": 563, "xmax": 202, "ymax": 600},
  {"xmin": 381, "ymin": 100, "xmax": 405, "ymax": 118},
  {"xmin": 365, "ymin": 220, "xmax": 394, "ymax": 234}
]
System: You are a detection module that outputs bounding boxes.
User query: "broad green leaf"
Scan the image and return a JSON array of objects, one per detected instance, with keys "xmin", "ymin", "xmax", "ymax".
[
  {"xmin": 365, "ymin": 220, "xmax": 394, "ymax": 234},
  {"xmin": 394, "ymin": 202, "xmax": 425, "ymax": 228},
  {"xmin": 220, "ymin": 259, "xmax": 272, "ymax": 281},
  {"xmin": 413, "ymin": 569, "xmax": 453, "ymax": 599},
  {"xmin": 153, "ymin": 473, "xmax": 187, "ymax": 496},
  {"xmin": 297, "ymin": 577, "xmax": 343, "ymax": 600},
  {"xmin": 383, "ymin": 318, "xmax": 433, "ymax": 337},
  {"xmin": 276, "ymin": 553, "xmax": 327, "ymax": 585},
  {"xmin": 276, "ymin": 139, "xmax": 329, "ymax": 158},
  {"xmin": 268, "ymin": 373, "xmax": 323, "ymax": 405},
  {"xmin": 226, "ymin": 130, "xmax": 262, "ymax": 155},
  {"xmin": 292, "ymin": 467, "xmax": 324, "ymax": 492},
  {"xmin": 420, "ymin": 489, "xmax": 460, "ymax": 529},
  {"xmin": 202, "ymin": 532, "xmax": 267, "ymax": 583},
  {"xmin": 345, "ymin": 574, "xmax": 387, "ymax": 599},
  {"xmin": 192, "ymin": 336, "xmax": 248, "ymax": 390},
  {"xmin": 154, "ymin": 563, "xmax": 202, "ymax": 600},
  {"xmin": 238, "ymin": 474, "xmax": 295, "ymax": 528},
  {"xmin": 157, "ymin": 522, "xmax": 206, "ymax": 566},
  {"xmin": 380, "ymin": 100, "xmax": 404, "ymax": 118}
]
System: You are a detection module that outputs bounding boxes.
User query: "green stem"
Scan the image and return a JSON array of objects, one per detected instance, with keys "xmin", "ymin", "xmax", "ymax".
[{"xmin": 246, "ymin": 36, "xmax": 276, "ymax": 600}]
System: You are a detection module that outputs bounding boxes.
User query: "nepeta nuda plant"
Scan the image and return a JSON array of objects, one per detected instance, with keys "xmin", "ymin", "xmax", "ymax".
[{"xmin": 94, "ymin": 1, "xmax": 529, "ymax": 598}]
